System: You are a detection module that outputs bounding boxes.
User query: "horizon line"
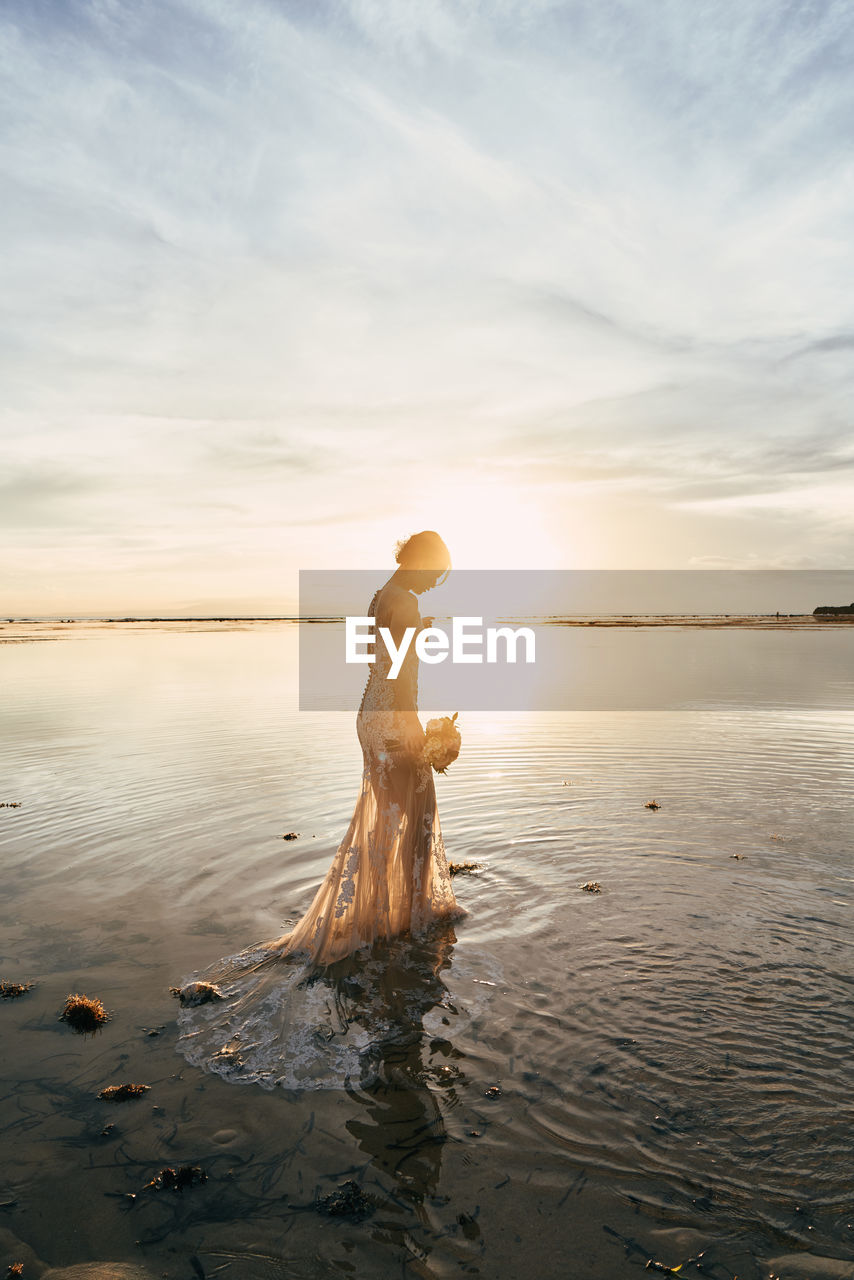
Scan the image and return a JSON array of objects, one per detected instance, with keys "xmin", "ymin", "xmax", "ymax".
[{"xmin": 3, "ymin": 612, "xmax": 851, "ymax": 624}]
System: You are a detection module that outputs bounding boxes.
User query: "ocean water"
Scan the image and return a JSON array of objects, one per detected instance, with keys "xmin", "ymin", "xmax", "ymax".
[{"xmin": 1, "ymin": 621, "xmax": 853, "ymax": 1279}]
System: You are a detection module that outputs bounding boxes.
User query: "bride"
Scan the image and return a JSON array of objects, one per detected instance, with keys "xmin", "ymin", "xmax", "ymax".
[
  {"xmin": 271, "ymin": 529, "xmax": 465, "ymax": 965},
  {"xmin": 173, "ymin": 531, "xmax": 466, "ymax": 1089}
]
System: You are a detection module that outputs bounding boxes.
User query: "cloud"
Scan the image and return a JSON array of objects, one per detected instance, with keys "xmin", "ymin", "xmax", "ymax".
[
  {"xmin": 784, "ymin": 332, "xmax": 854, "ymax": 361},
  {"xmin": 0, "ymin": 463, "xmax": 106, "ymax": 526},
  {"xmin": 2, "ymin": 0, "xmax": 854, "ymax": 606}
]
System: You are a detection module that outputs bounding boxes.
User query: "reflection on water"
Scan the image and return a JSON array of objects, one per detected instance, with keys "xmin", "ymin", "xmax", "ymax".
[
  {"xmin": 172, "ymin": 922, "xmax": 473, "ymax": 1273},
  {"xmin": 338, "ymin": 928, "xmax": 465, "ymax": 1254},
  {"xmin": 1, "ymin": 622, "xmax": 853, "ymax": 1278},
  {"xmin": 173, "ymin": 923, "xmax": 465, "ymax": 1096}
]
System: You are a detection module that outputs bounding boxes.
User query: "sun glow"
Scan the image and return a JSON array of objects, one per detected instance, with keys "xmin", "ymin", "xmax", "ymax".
[{"xmin": 396, "ymin": 477, "xmax": 564, "ymax": 571}]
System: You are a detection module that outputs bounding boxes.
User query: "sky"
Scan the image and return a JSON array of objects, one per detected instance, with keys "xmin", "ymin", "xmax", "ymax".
[{"xmin": 2, "ymin": 0, "xmax": 854, "ymax": 615}]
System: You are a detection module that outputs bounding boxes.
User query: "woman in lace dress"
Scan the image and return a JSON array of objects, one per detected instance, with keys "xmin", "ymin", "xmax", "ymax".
[
  {"xmin": 268, "ymin": 529, "xmax": 465, "ymax": 966},
  {"xmin": 174, "ymin": 532, "xmax": 466, "ymax": 1088}
]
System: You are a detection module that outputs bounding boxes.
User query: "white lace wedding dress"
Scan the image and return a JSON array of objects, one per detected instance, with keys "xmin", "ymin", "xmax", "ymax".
[{"xmin": 174, "ymin": 583, "xmax": 466, "ymax": 1089}]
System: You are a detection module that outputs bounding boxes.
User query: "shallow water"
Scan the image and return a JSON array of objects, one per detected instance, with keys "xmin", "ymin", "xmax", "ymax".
[{"xmin": 1, "ymin": 622, "xmax": 853, "ymax": 1279}]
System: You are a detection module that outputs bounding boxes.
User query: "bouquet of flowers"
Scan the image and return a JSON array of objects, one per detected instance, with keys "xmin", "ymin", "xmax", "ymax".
[{"xmin": 422, "ymin": 712, "xmax": 461, "ymax": 774}]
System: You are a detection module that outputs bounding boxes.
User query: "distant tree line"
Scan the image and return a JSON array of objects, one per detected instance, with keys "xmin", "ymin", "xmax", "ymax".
[{"xmin": 813, "ymin": 602, "xmax": 854, "ymax": 614}]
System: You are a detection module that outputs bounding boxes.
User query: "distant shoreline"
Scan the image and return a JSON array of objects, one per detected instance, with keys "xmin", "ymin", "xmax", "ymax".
[{"xmin": 3, "ymin": 614, "xmax": 854, "ymax": 633}]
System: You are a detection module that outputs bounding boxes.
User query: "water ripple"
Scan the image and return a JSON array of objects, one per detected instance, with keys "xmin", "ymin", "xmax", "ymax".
[{"xmin": 2, "ymin": 626, "xmax": 853, "ymax": 1270}]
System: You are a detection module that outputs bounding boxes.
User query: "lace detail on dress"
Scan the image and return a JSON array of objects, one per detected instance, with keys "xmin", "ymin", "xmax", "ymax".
[{"xmin": 334, "ymin": 847, "xmax": 360, "ymax": 917}]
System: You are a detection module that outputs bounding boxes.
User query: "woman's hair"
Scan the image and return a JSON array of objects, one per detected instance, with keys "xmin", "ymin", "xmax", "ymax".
[{"xmin": 394, "ymin": 530, "xmax": 451, "ymax": 572}]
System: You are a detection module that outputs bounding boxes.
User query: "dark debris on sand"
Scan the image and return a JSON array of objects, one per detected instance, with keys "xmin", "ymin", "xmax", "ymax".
[
  {"xmin": 98, "ymin": 1083, "xmax": 151, "ymax": 1101},
  {"xmin": 143, "ymin": 1165, "xmax": 207, "ymax": 1193},
  {"xmin": 315, "ymin": 1180, "xmax": 375, "ymax": 1221},
  {"xmin": 60, "ymin": 992, "xmax": 110, "ymax": 1034},
  {"xmin": 0, "ymin": 981, "xmax": 34, "ymax": 999},
  {"xmin": 282, "ymin": 831, "xmax": 299, "ymax": 840}
]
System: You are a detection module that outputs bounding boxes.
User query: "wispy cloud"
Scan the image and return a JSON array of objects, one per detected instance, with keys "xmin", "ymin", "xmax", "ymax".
[{"xmin": 2, "ymin": 0, "xmax": 853, "ymax": 608}]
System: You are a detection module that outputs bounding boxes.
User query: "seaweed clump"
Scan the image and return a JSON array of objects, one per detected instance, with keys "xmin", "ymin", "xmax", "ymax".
[
  {"xmin": 580, "ymin": 881, "xmax": 602, "ymax": 893},
  {"xmin": 449, "ymin": 862, "xmax": 482, "ymax": 876},
  {"xmin": 145, "ymin": 1165, "xmax": 207, "ymax": 1192},
  {"xmin": 316, "ymin": 1180, "xmax": 374, "ymax": 1221},
  {"xmin": 99, "ymin": 1083, "xmax": 150, "ymax": 1101},
  {"xmin": 0, "ymin": 981, "xmax": 34, "ymax": 999},
  {"xmin": 60, "ymin": 992, "xmax": 110, "ymax": 1034}
]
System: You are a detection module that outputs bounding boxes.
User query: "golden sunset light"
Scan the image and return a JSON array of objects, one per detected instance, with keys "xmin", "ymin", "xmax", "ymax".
[{"xmin": 2, "ymin": 5, "xmax": 853, "ymax": 1279}]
